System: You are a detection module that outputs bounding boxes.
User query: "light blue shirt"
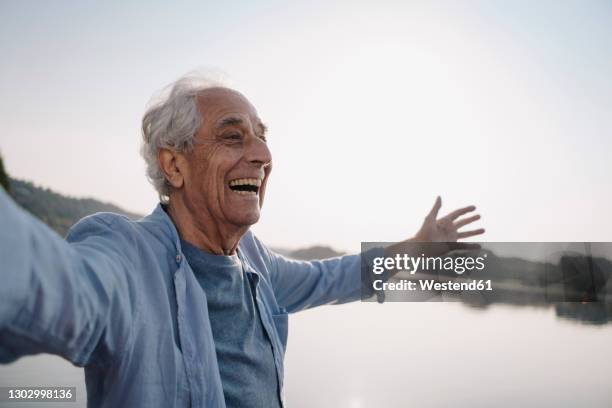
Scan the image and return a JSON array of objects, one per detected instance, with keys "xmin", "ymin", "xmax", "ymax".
[{"xmin": 0, "ymin": 188, "xmax": 381, "ymax": 407}]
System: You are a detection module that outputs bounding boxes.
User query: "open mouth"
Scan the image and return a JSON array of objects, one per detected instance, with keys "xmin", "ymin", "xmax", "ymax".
[{"xmin": 228, "ymin": 178, "xmax": 262, "ymax": 196}]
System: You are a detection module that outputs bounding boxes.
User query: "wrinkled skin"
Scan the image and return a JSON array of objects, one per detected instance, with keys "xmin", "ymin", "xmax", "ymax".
[{"xmin": 159, "ymin": 87, "xmax": 271, "ymax": 255}]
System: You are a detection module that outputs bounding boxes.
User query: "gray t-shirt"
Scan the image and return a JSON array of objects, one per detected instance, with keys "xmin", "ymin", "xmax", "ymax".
[{"xmin": 181, "ymin": 240, "xmax": 282, "ymax": 408}]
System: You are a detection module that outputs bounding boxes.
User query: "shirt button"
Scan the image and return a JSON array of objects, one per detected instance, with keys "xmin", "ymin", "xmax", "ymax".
[{"xmin": 176, "ymin": 254, "xmax": 182, "ymax": 264}]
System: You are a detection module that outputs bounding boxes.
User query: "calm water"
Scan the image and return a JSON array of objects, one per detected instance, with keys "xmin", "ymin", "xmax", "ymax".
[{"xmin": 1, "ymin": 302, "xmax": 611, "ymax": 407}]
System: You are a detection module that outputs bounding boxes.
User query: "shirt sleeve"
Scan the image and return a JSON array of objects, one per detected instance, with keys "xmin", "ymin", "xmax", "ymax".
[
  {"xmin": 263, "ymin": 242, "xmax": 385, "ymax": 313},
  {"xmin": 0, "ymin": 188, "xmax": 136, "ymax": 367}
]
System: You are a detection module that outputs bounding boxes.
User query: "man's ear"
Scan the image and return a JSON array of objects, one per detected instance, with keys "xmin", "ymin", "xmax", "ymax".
[{"xmin": 158, "ymin": 148, "xmax": 185, "ymax": 189}]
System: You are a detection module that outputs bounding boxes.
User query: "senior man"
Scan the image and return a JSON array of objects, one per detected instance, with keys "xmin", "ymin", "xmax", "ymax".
[{"xmin": 0, "ymin": 75, "xmax": 484, "ymax": 407}]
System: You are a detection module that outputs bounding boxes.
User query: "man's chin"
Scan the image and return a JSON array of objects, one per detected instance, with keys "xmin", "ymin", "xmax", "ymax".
[{"xmin": 229, "ymin": 209, "xmax": 261, "ymax": 227}]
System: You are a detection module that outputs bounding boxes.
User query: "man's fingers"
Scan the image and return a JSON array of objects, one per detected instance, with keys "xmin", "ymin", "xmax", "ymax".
[
  {"xmin": 454, "ymin": 214, "xmax": 481, "ymax": 229},
  {"xmin": 457, "ymin": 228, "xmax": 485, "ymax": 239},
  {"xmin": 427, "ymin": 196, "xmax": 442, "ymax": 220},
  {"xmin": 445, "ymin": 205, "xmax": 477, "ymax": 221}
]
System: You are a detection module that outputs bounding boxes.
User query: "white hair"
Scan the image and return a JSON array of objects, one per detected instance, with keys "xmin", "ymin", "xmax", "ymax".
[{"xmin": 140, "ymin": 73, "xmax": 225, "ymax": 202}]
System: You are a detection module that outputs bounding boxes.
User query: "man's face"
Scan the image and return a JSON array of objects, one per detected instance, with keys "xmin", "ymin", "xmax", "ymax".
[{"xmin": 181, "ymin": 87, "xmax": 272, "ymax": 229}]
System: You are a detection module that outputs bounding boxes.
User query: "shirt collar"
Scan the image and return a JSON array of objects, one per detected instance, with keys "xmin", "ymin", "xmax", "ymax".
[{"xmin": 142, "ymin": 203, "xmax": 261, "ymax": 277}]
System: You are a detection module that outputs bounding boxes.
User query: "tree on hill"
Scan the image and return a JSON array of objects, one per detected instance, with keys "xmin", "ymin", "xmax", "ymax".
[{"xmin": 0, "ymin": 154, "xmax": 9, "ymax": 193}]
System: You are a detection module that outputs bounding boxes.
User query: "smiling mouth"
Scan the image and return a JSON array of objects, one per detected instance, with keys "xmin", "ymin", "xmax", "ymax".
[{"xmin": 228, "ymin": 178, "xmax": 262, "ymax": 196}]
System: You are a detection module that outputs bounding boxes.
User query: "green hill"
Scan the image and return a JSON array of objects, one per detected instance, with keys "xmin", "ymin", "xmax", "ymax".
[{"xmin": 8, "ymin": 178, "xmax": 141, "ymax": 237}]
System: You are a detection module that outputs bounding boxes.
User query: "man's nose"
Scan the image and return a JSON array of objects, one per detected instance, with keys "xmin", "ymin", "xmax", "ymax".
[{"xmin": 246, "ymin": 136, "xmax": 272, "ymax": 167}]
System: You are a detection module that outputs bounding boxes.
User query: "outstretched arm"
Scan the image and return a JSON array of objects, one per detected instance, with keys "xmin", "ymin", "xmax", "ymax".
[
  {"xmin": 266, "ymin": 247, "xmax": 383, "ymax": 313},
  {"xmin": 266, "ymin": 196, "xmax": 484, "ymax": 312},
  {"xmin": 0, "ymin": 189, "xmax": 135, "ymax": 366}
]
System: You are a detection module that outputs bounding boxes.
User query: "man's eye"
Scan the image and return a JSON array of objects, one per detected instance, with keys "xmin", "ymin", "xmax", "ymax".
[
  {"xmin": 224, "ymin": 133, "xmax": 242, "ymax": 142},
  {"xmin": 258, "ymin": 135, "xmax": 267, "ymax": 143}
]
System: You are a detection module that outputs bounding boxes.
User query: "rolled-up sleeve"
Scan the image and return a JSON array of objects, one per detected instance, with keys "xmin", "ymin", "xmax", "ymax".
[{"xmin": 0, "ymin": 189, "xmax": 136, "ymax": 367}]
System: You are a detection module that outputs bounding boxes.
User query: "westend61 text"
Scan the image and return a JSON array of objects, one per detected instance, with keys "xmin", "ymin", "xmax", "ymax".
[{"xmin": 373, "ymin": 279, "xmax": 493, "ymax": 292}]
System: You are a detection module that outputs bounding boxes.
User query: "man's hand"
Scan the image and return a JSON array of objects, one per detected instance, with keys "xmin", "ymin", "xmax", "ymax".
[
  {"xmin": 414, "ymin": 196, "xmax": 484, "ymax": 242},
  {"xmin": 384, "ymin": 196, "xmax": 485, "ymax": 265}
]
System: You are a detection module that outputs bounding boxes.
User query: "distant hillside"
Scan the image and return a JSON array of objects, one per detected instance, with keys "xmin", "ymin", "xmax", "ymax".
[
  {"xmin": 9, "ymin": 178, "xmax": 142, "ymax": 237},
  {"xmin": 287, "ymin": 245, "xmax": 345, "ymax": 260},
  {"xmin": 269, "ymin": 245, "xmax": 346, "ymax": 260}
]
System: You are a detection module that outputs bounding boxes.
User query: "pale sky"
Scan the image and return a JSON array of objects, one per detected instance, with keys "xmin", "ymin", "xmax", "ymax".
[{"xmin": 1, "ymin": 0, "xmax": 611, "ymax": 252}]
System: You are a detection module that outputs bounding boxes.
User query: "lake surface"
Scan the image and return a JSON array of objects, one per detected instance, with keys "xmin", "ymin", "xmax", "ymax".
[{"xmin": 1, "ymin": 302, "xmax": 611, "ymax": 407}]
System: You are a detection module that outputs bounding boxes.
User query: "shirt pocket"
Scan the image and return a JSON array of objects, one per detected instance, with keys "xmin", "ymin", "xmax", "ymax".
[{"xmin": 272, "ymin": 312, "xmax": 289, "ymax": 352}]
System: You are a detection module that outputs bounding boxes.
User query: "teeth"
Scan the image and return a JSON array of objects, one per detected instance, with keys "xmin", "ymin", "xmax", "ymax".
[
  {"xmin": 229, "ymin": 178, "xmax": 262, "ymax": 187},
  {"xmin": 233, "ymin": 190, "xmax": 257, "ymax": 195}
]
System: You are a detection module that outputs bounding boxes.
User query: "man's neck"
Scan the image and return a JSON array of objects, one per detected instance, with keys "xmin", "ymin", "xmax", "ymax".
[{"xmin": 165, "ymin": 198, "xmax": 247, "ymax": 256}]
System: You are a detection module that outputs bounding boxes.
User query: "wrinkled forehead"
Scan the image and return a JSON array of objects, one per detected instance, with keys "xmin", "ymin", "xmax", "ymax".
[{"xmin": 196, "ymin": 87, "xmax": 259, "ymax": 125}]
